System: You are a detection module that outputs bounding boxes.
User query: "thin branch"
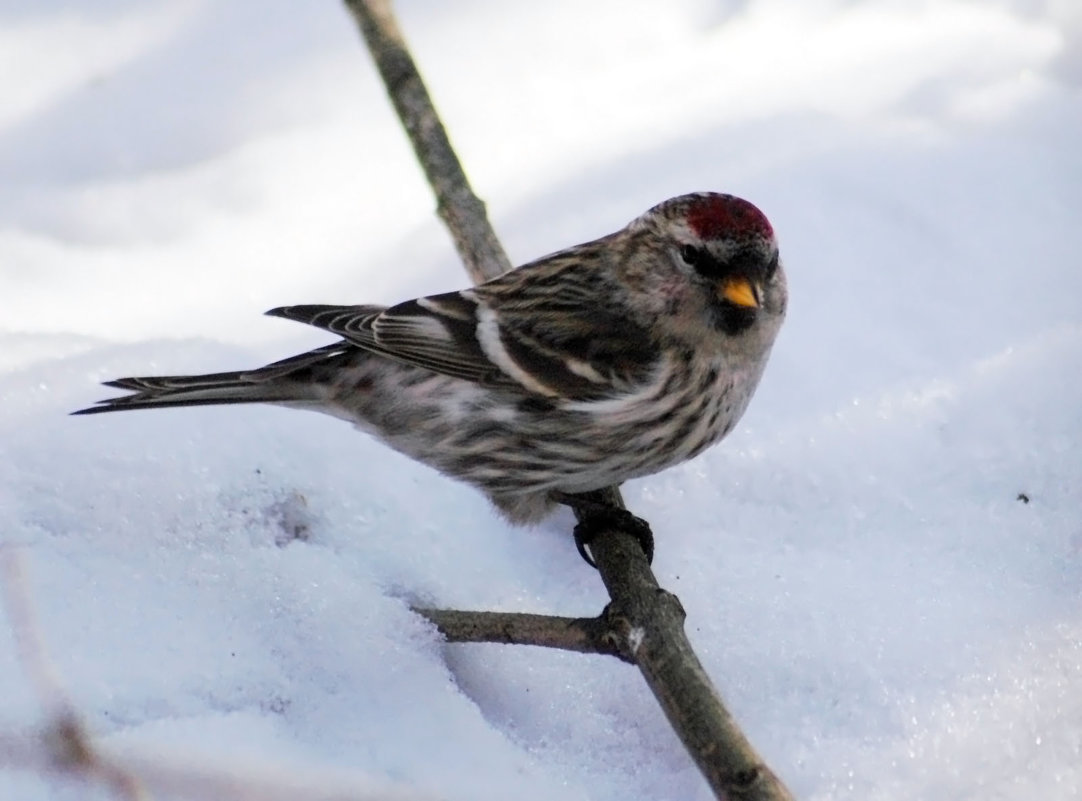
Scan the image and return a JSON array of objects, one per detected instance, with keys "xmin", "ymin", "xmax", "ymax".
[
  {"xmin": 344, "ymin": 0, "xmax": 512, "ymax": 283},
  {"xmin": 344, "ymin": 3, "xmax": 795, "ymax": 799},
  {"xmin": 416, "ymin": 608, "xmax": 635, "ymax": 663}
]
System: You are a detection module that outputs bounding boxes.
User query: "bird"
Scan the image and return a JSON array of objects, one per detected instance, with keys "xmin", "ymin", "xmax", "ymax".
[{"xmin": 74, "ymin": 192, "xmax": 788, "ymax": 564}]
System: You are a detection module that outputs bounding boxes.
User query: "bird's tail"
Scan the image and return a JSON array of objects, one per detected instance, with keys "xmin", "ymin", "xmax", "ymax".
[{"xmin": 71, "ymin": 344, "xmax": 344, "ymax": 415}]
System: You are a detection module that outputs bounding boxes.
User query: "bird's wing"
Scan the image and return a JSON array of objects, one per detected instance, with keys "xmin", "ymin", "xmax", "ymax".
[
  {"xmin": 268, "ymin": 252, "xmax": 660, "ymax": 400},
  {"xmin": 267, "ymin": 298, "xmax": 495, "ymax": 384}
]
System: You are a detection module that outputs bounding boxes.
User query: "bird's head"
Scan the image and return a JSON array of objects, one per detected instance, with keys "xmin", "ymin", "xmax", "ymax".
[{"xmin": 631, "ymin": 192, "xmax": 787, "ymax": 349}]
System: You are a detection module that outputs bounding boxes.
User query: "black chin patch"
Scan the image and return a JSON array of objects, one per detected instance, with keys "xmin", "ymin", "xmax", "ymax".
[{"xmin": 714, "ymin": 302, "xmax": 757, "ymax": 335}]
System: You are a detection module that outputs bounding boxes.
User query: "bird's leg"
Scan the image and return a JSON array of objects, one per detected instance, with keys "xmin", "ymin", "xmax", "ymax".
[{"xmin": 550, "ymin": 491, "xmax": 655, "ymax": 567}]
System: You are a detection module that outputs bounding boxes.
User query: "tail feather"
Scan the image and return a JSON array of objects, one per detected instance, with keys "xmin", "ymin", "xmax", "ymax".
[
  {"xmin": 72, "ymin": 372, "xmax": 305, "ymax": 415},
  {"xmin": 71, "ymin": 344, "xmax": 348, "ymax": 416},
  {"xmin": 73, "ymin": 304, "xmax": 386, "ymax": 416}
]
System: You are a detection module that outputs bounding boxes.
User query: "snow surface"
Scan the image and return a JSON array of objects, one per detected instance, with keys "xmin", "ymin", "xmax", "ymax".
[{"xmin": 2, "ymin": 0, "xmax": 1081, "ymax": 798}]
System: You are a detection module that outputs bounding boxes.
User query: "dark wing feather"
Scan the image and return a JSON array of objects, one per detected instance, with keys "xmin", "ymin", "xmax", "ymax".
[
  {"xmin": 267, "ymin": 297, "xmax": 499, "ymax": 384},
  {"xmin": 268, "ymin": 243, "xmax": 660, "ymax": 399},
  {"xmin": 474, "ymin": 243, "xmax": 661, "ymax": 398}
]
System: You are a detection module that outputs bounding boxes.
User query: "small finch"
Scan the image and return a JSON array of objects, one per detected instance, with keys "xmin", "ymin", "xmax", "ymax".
[{"xmin": 75, "ymin": 192, "xmax": 787, "ymax": 562}]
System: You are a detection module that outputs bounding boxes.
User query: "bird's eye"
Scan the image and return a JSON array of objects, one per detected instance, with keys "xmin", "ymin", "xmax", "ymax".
[
  {"xmin": 680, "ymin": 245, "xmax": 703, "ymax": 267},
  {"xmin": 766, "ymin": 253, "xmax": 779, "ymax": 278}
]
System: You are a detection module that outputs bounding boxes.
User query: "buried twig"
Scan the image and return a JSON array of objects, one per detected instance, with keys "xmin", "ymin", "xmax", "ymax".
[
  {"xmin": 1, "ymin": 547, "xmax": 148, "ymax": 800},
  {"xmin": 1, "ymin": 547, "xmax": 432, "ymax": 800}
]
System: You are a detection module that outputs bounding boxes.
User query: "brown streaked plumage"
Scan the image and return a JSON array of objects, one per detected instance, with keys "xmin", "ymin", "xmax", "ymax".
[{"xmin": 75, "ymin": 193, "xmax": 787, "ymax": 529}]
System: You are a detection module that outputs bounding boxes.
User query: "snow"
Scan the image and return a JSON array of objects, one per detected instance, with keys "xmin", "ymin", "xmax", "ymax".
[{"xmin": 1, "ymin": 0, "xmax": 1080, "ymax": 799}]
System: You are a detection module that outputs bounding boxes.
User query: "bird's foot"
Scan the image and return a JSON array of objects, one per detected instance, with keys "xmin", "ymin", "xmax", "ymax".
[
  {"xmin": 574, "ymin": 508, "xmax": 654, "ymax": 568},
  {"xmin": 551, "ymin": 492, "xmax": 654, "ymax": 567}
]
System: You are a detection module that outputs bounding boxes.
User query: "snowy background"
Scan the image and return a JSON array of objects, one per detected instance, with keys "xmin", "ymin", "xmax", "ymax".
[{"xmin": 1, "ymin": 0, "xmax": 1081, "ymax": 798}]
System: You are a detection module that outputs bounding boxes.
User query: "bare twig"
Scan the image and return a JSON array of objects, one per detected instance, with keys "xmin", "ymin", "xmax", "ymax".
[
  {"xmin": 344, "ymin": 0, "xmax": 512, "ymax": 283},
  {"xmin": 343, "ymin": 3, "xmax": 795, "ymax": 799},
  {"xmin": 416, "ymin": 608, "xmax": 635, "ymax": 663},
  {"xmin": 1, "ymin": 549, "xmax": 65, "ymax": 713},
  {"xmin": 2, "ymin": 547, "xmax": 148, "ymax": 800},
  {"xmin": 1, "ymin": 548, "xmax": 426, "ymax": 801}
]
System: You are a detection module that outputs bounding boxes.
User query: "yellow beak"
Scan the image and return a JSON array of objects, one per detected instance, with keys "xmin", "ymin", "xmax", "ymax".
[{"xmin": 720, "ymin": 277, "xmax": 759, "ymax": 308}]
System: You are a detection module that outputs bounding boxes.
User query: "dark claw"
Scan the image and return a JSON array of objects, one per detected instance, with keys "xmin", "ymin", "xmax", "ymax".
[{"xmin": 571, "ymin": 507, "xmax": 655, "ymax": 568}]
